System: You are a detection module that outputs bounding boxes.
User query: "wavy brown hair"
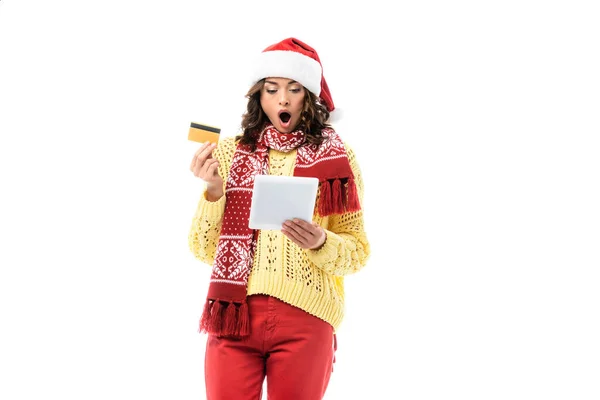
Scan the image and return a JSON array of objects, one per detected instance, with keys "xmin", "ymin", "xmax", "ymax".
[{"xmin": 235, "ymin": 79, "xmax": 331, "ymax": 151}]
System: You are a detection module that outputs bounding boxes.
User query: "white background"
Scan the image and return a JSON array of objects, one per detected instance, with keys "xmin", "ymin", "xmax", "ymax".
[{"xmin": 1, "ymin": 0, "xmax": 599, "ymax": 399}]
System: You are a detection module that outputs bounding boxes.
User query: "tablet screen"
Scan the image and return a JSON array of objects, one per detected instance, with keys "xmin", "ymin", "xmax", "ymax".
[{"xmin": 248, "ymin": 175, "xmax": 319, "ymax": 230}]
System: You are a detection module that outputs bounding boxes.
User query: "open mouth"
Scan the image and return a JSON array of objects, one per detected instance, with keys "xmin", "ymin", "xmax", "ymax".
[{"xmin": 279, "ymin": 111, "xmax": 291, "ymax": 123}]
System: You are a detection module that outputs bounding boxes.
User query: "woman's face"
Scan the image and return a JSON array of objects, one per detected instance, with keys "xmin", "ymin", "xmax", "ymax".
[{"xmin": 260, "ymin": 77, "xmax": 306, "ymax": 133}]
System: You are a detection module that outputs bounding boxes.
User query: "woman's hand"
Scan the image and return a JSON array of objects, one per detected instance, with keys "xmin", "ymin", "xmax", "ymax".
[
  {"xmin": 190, "ymin": 142, "xmax": 223, "ymax": 201},
  {"xmin": 281, "ymin": 219, "xmax": 327, "ymax": 250}
]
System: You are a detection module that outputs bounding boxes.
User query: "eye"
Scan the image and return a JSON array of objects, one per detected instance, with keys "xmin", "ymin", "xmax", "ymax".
[
  {"xmin": 266, "ymin": 89, "xmax": 277, "ymax": 94},
  {"xmin": 290, "ymin": 88, "xmax": 301, "ymax": 93}
]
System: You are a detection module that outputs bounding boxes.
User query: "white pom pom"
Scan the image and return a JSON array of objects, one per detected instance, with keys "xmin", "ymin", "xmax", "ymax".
[{"xmin": 328, "ymin": 108, "xmax": 343, "ymax": 123}]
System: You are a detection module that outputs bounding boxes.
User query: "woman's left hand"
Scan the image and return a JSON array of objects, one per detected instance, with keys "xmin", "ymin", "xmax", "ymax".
[{"xmin": 281, "ymin": 219, "xmax": 326, "ymax": 250}]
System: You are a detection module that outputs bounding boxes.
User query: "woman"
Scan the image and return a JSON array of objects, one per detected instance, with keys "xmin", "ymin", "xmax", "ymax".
[{"xmin": 188, "ymin": 37, "xmax": 370, "ymax": 400}]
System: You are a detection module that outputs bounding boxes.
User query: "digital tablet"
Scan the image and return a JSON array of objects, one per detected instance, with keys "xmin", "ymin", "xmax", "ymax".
[{"xmin": 248, "ymin": 175, "xmax": 319, "ymax": 230}]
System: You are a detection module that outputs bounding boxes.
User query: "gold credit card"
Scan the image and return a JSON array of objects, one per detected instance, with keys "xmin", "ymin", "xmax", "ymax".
[{"xmin": 188, "ymin": 122, "xmax": 220, "ymax": 144}]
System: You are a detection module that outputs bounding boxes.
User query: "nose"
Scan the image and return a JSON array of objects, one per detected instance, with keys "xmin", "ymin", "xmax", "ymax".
[{"xmin": 278, "ymin": 92, "xmax": 290, "ymax": 106}]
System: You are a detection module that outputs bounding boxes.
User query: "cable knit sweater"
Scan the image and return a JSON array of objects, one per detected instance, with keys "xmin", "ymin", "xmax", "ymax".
[{"xmin": 188, "ymin": 135, "xmax": 370, "ymax": 332}]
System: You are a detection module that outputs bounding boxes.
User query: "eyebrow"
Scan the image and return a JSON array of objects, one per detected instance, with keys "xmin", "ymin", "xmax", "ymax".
[{"xmin": 264, "ymin": 80, "xmax": 299, "ymax": 86}]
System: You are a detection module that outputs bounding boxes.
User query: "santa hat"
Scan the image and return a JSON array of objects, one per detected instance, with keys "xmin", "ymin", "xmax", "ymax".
[{"xmin": 250, "ymin": 37, "xmax": 336, "ymax": 113}]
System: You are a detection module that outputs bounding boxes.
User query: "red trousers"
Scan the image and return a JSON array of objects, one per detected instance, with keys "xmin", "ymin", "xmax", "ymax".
[{"xmin": 205, "ymin": 294, "xmax": 336, "ymax": 400}]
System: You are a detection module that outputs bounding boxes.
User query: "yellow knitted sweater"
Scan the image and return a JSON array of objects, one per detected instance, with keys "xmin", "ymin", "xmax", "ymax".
[{"xmin": 188, "ymin": 136, "xmax": 370, "ymax": 332}]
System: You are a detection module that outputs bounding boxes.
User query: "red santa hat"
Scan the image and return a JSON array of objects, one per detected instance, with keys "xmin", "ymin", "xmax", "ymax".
[{"xmin": 250, "ymin": 37, "xmax": 335, "ymax": 113}]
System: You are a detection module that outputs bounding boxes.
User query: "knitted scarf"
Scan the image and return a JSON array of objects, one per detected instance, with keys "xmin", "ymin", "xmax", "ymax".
[{"xmin": 199, "ymin": 124, "xmax": 360, "ymax": 338}]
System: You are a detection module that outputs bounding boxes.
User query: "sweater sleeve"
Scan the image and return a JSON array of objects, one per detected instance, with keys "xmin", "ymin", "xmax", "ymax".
[
  {"xmin": 305, "ymin": 143, "xmax": 371, "ymax": 276},
  {"xmin": 187, "ymin": 137, "xmax": 235, "ymax": 266}
]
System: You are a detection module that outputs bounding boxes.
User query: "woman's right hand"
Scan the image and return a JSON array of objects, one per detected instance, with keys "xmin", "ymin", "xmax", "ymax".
[{"xmin": 190, "ymin": 142, "xmax": 224, "ymax": 201}]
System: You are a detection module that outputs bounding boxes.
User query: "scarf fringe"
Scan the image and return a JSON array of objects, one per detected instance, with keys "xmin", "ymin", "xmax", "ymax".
[
  {"xmin": 332, "ymin": 178, "xmax": 344, "ymax": 212},
  {"xmin": 346, "ymin": 177, "xmax": 361, "ymax": 212},
  {"xmin": 318, "ymin": 177, "xmax": 361, "ymax": 216},
  {"xmin": 318, "ymin": 179, "xmax": 333, "ymax": 216},
  {"xmin": 198, "ymin": 299, "xmax": 250, "ymax": 339}
]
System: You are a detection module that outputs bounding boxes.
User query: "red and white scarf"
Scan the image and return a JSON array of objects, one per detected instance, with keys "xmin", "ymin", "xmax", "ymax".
[{"xmin": 199, "ymin": 124, "xmax": 360, "ymax": 338}]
